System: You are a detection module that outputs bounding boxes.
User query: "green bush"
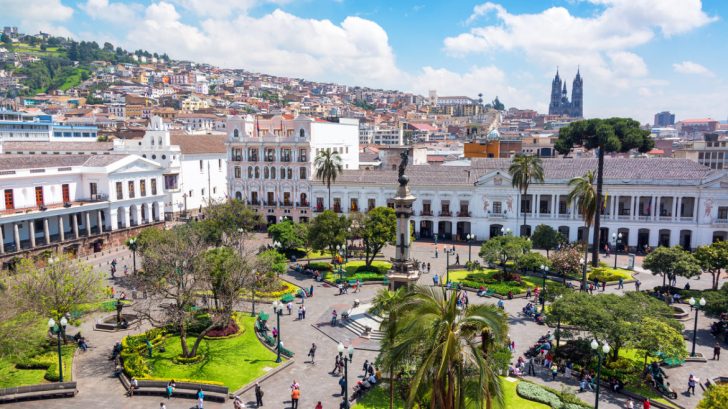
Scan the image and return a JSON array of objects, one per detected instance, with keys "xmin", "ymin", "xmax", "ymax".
[
  {"xmin": 122, "ymin": 353, "xmax": 151, "ymax": 378},
  {"xmin": 588, "ymin": 267, "xmax": 632, "ymax": 283},
  {"xmin": 516, "ymin": 382, "xmax": 562, "ymax": 408},
  {"xmin": 516, "ymin": 252, "xmax": 551, "ymax": 272},
  {"xmin": 306, "ymin": 262, "xmax": 333, "ymax": 271}
]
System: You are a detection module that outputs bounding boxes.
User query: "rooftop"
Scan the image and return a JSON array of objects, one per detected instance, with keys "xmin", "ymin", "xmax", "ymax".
[
  {"xmin": 0, "ymin": 154, "xmax": 129, "ymax": 171},
  {"xmin": 170, "ymin": 134, "xmax": 226, "ymax": 154},
  {"xmin": 1, "ymin": 141, "xmax": 113, "ymax": 152}
]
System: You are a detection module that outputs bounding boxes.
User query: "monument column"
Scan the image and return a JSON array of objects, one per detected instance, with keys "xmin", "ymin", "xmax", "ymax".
[{"xmin": 386, "ymin": 150, "xmax": 420, "ymax": 290}]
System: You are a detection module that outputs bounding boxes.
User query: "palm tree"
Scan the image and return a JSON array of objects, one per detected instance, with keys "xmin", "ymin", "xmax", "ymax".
[
  {"xmin": 567, "ymin": 170, "xmax": 597, "ymax": 291},
  {"xmin": 509, "ymin": 154, "xmax": 545, "ymax": 237},
  {"xmin": 371, "ymin": 288, "xmax": 406, "ymax": 409},
  {"xmin": 314, "ymin": 148, "xmax": 343, "ymax": 209},
  {"xmin": 388, "ymin": 286, "xmax": 507, "ymax": 409}
]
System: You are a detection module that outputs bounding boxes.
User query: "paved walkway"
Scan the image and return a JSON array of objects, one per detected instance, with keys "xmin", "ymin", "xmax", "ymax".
[{"xmin": 6, "ymin": 237, "xmax": 727, "ymax": 409}]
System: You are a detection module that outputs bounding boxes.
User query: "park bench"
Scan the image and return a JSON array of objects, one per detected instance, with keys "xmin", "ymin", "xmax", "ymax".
[
  {"xmin": 119, "ymin": 374, "xmax": 229, "ymax": 402},
  {"xmin": 0, "ymin": 382, "xmax": 78, "ymax": 403}
]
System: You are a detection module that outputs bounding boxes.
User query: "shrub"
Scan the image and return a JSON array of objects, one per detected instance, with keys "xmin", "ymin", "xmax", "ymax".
[
  {"xmin": 122, "ymin": 353, "xmax": 151, "ymax": 378},
  {"xmin": 516, "ymin": 382, "xmax": 562, "ymax": 408},
  {"xmin": 588, "ymin": 267, "xmax": 631, "ymax": 283},
  {"xmin": 306, "ymin": 262, "xmax": 333, "ymax": 271},
  {"xmin": 516, "ymin": 252, "xmax": 551, "ymax": 273},
  {"xmin": 205, "ymin": 320, "xmax": 240, "ymax": 338},
  {"xmin": 698, "ymin": 383, "xmax": 728, "ymax": 409}
]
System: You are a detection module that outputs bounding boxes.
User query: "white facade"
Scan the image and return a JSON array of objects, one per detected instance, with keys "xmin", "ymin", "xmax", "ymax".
[
  {"xmin": 226, "ymin": 114, "xmax": 359, "ymax": 223},
  {"xmin": 0, "ymin": 154, "xmax": 165, "ymax": 254}
]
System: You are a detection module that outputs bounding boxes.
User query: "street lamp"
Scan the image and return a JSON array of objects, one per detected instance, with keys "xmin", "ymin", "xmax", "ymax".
[
  {"xmin": 445, "ymin": 247, "xmax": 455, "ymax": 286},
  {"xmin": 466, "ymin": 233, "xmax": 475, "ymax": 263},
  {"xmin": 500, "ymin": 227, "xmax": 511, "ymax": 236},
  {"xmin": 591, "ymin": 339, "xmax": 611, "ymax": 409},
  {"xmin": 48, "ymin": 316, "xmax": 68, "ymax": 382},
  {"xmin": 688, "ymin": 297, "xmax": 707, "ymax": 357},
  {"xmin": 540, "ymin": 264, "xmax": 549, "ymax": 313},
  {"xmin": 337, "ymin": 342, "xmax": 355, "ymax": 409},
  {"xmin": 336, "ymin": 244, "xmax": 346, "ymax": 281},
  {"xmin": 128, "ymin": 237, "xmax": 138, "ymax": 274},
  {"xmin": 612, "ymin": 232, "xmax": 622, "ymax": 269},
  {"xmin": 555, "ymin": 295, "xmax": 563, "ymax": 348},
  {"xmin": 272, "ymin": 301, "xmax": 285, "ymax": 363}
]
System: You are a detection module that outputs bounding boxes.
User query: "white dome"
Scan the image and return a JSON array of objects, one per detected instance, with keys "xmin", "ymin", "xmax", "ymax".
[{"xmin": 486, "ymin": 129, "xmax": 501, "ymax": 140}]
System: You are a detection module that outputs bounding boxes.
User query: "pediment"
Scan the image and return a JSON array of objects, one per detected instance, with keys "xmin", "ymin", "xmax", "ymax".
[
  {"xmin": 110, "ymin": 158, "xmax": 162, "ymax": 174},
  {"xmin": 474, "ymin": 170, "xmax": 512, "ymax": 187}
]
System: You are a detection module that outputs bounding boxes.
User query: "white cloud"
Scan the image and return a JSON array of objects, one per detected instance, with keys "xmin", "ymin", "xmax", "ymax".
[
  {"xmin": 80, "ymin": 0, "xmax": 143, "ymax": 24},
  {"xmin": 123, "ymin": 3, "xmax": 401, "ymax": 88},
  {"xmin": 170, "ymin": 0, "xmax": 292, "ymax": 17},
  {"xmin": 2, "ymin": 0, "xmax": 74, "ymax": 35},
  {"xmin": 672, "ymin": 61, "xmax": 714, "ymax": 77}
]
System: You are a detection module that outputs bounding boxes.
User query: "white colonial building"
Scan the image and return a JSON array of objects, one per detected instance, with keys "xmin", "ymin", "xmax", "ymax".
[
  {"xmin": 226, "ymin": 114, "xmax": 359, "ymax": 224},
  {"xmin": 308, "ymin": 158, "xmax": 728, "ymax": 251},
  {"xmin": 0, "ymin": 153, "xmax": 165, "ymax": 259}
]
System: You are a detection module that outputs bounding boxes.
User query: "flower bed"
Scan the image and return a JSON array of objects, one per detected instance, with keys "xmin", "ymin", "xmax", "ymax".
[
  {"xmin": 516, "ymin": 382, "xmax": 589, "ymax": 409},
  {"xmin": 450, "ymin": 269, "xmax": 558, "ymax": 296}
]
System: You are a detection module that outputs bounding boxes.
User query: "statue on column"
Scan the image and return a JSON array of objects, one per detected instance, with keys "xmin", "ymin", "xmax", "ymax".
[{"xmin": 398, "ymin": 150, "xmax": 409, "ymax": 187}]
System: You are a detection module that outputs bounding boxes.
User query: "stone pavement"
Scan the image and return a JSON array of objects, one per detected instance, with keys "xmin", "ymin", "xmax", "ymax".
[{"xmin": 5, "ymin": 236, "xmax": 727, "ymax": 409}]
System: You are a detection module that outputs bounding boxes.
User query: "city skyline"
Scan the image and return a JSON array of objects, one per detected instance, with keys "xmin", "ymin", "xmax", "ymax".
[{"xmin": 3, "ymin": 0, "xmax": 727, "ymax": 123}]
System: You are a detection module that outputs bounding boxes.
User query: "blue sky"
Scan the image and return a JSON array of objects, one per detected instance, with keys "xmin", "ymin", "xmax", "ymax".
[{"xmin": 3, "ymin": 0, "xmax": 727, "ymax": 123}]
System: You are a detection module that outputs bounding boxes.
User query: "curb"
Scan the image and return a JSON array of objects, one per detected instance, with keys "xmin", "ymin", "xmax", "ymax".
[{"xmin": 232, "ymin": 358, "xmax": 296, "ymax": 397}]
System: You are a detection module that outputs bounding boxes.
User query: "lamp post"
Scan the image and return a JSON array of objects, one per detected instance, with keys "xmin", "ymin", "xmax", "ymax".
[
  {"xmin": 591, "ymin": 339, "xmax": 611, "ymax": 409},
  {"xmin": 337, "ymin": 342, "xmax": 355, "ymax": 409},
  {"xmin": 445, "ymin": 247, "xmax": 455, "ymax": 286},
  {"xmin": 466, "ymin": 233, "xmax": 475, "ymax": 263},
  {"xmin": 540, "ymin": 264, "xmax": 549, "ymax": 313},
  {"xmin": 688, "ymin": 297, "xmax": 706, "ymax": 357},
  {"xmin": 48, "ymin": 316, "xmax": 68, "ymax": 382},
  {"xmin": 612, "ymin": 232, "xmax": 622, "ymax": 269},
  {"xmin": 555, "ymin": 295, "xmax": 562, "ymax": 348},
  {"xmin": 128, "ymin": 237, "xmax": 138, "ymax": 274},
  {"xmin": 272, "ymin": 301, "xmax": 284, "ymax": 363},
  {"xmin": 347, "ymin": 227, "xmax": 352, "ymax": 263},
  {"xmin": 336, "ymin": 244, "xmax": 346, "ymax": 281},
  {"xmin": 500, "ymin": 227, "xmax": 511, "ymax": 236}
]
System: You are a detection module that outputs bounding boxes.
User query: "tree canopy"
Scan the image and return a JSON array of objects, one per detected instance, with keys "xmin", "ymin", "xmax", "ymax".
[
  {"xmin": 267, "ymin": 220, "xmax": 307, "ymax": 250},
  {"xmin": 314, "ymin": 149, "xmax": 343, "ymax": 209},
  {"xmin": 550, "ymin": 243, "xmax": 584, "ymax": 281},
  {"xmin": 530, "ymin": 224, "xmax": 563, "ymax": 257},
  {"xmin": 360, "ymin": 207, "xmax": 397, "ymax": 266},
  {"xmin": 479, "ymin": 235, "xmax": 531, "ymax": 277},
  {"xmin": 509, "ymin": 154, "xmax": 544, "ymax": 237},
  {"xmin": 643, "ymin": 246, "xmax": 701, "ymax": 287},
  {"xmin": 308, "ymin": 210, "xmax": 349, "ymax": 256},
  {"xmin": 695, "ymin": 241, "xmax": 728, "ymax": 290}
]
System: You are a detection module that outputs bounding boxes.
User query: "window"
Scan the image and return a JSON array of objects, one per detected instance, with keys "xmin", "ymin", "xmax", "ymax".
[
  {"xmin": 201, "ymin": 188, "xmax": 205, "ymax": 196},
  {"xmin": 267, "ymin": 192, "xmax": 275, "ymax": 205},
  {"xmin": 232, "ymin": 148, "xmax": 242, "ymax": 161},
  {"xmin": 249, "ymin": 148, "xmax": 258, "ymax": 161},
  {"xmin": 164, "ymin": 174, "xmax": 178, "ymax": 190},
  {"xmin": 718, "ymin": 207, "xmax": 728, "ymax": 220},
  {"xmin": 218, "ymin": 159, "xmax": 222, "ymax": 170},
  {"xmin": 251, "ymin": 191, "xmax": 258, "ymax": 204},
  {"xmin": 281, "ymin": 149, "xmax": 292, "ymax": 162},
  {"xmin": 248, "ymin": 166, "xmax": 253, "ymax": 179},
  {"xmin": 128, "ymin": 181, "xmax": 135, "ymax": 198},
  {"xmin": 493, "ymin": 201, "xmax": 502, "ymax": 214},
  {"xmin": 199, "ymin": 160, "xmax": 204, "ymax": 172},
  {"xmin": 35, "ymin": 186, "xmax": 44, "ymax": 206},
  {"xmin": 316, "ymin": 197, "xmax": 324, "ymax": 210},
  {"xmin": 299, "ymin": 129, "xmax": 305, "ymax": 138},
  {"xmin": 350, "ymin": 198, "xmax": 358, "ymax": 212},
  {"xmin": 283, "ymin": 192, "xmax": 291, "ymax": 206},
  {"xmin": 234, "ymin": 129, "xmax": 239, "ymax": 138},
  {"xmin": 299, "ymin": 167, "xmax": 307, "ymax": 179},
  {"xmin": 234, "ymin": 166, "xmax": 241, "ymax": 178},
  {"xmin": 140, "ymin": 180, "xmax": 147, "ymax": 197},
  {"xmin": 264, "ymin": 167, "xmax": 269, "ymax": 179},
  {"xmin": 89, "ymin": 182, "xmax": 98, "ymax": 199},
  {"xmin": 62, "ymin": 184, "xmax": 70, "ymax": 203},
  {"xmin": 333, "ymin": 197, "xmax": 342, "ymax": 212},
  {"xmin": 368, "ymin": 198, "xmax": 376, "ymax": 210},
  {"xmin": 189, "ymin": 190, "xmax": 193, "ymax": 197},
  {"xmin": 271, "ymin": 167, "xmax": 277, "ymax": 179},
  {"xmin": 4, "ymin": 189, "xmax": 14, "ymax": 210},
  {"xmin": 151, "ymin": 179, "xmax": 157, "ymax": 195},
  {"xmin": 255, "ymin": 167, "xmax": 260, "ymax": 178},
  {"xmin": 299, "ymin": 149, "xmax": 307, "ymax": 162},
  {"xmin": 116, "ymin": 182, "xmax": 123, "ymax": 199},
  {"xmin": 265, "ymin": 148, "xmax": 276, "ymax": 162}
]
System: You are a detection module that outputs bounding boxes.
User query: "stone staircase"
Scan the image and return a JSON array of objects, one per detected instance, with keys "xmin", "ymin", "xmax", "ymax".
[{"xmin": 343, "ymin": 304, "xmax": 385, "ymax": 340}]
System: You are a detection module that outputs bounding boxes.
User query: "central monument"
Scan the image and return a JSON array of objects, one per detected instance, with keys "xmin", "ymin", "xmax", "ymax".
[{"xmin": 386, "ymin": 150, "xmax": 421, "ymax": 289}]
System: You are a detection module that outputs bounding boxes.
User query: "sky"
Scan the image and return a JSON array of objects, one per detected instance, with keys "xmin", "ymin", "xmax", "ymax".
[{"xmin": 2, "ymin": 0, "xmax": 727, "ymax": 123}]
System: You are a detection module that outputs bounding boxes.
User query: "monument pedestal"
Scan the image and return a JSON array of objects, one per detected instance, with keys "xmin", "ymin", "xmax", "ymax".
[{"xmin": 386, "ymin": 184, "xmax": 420, "ymax": 289}]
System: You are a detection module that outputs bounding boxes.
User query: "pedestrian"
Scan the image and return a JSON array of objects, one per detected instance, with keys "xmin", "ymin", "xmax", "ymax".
[
  {"xmin": 331, "ymin": 310, "xmax": 338, "ymax": 326},
  {"xmin": 687, "ymin": 374, "xmax": 696, "ymax": 395},
  {"xmin": 298, "ymin": 306, "xmax": 304, "ymax": 320},
  {"xmin": 272, "ymin": 327, "xmax": 278, "ymax": 339},
  {"xmin": 362, "ymin": 359, "xmax": 369, "ymax": 377},
  {"xmin": 301, "ymin": 305, "xmax": 306, "ymax": 319},
  {"xmin": 527, "ymin": 357, "xmax": 536, "ymax": 376},
  {"xmin": 368, "ymin": 363, "xmax": 374, "ymax": 377},
  {"xmin": 551, "ymin": 363, "xmax": 558, "ymax": 380},
  {"xmin": 291, "ymin": 386, "xmax": 300, "ymax": 409},
  {"xmin": 196, "ymin": 388, "xmax": 205, "ymax": 409},
  {"xmin": 435, "ymin": 246, "xmax": 438, "ymax": 258},
  {"xmin": 427, "ymin": 262, "xmax": 431, "ymax": 272},
  {"xmin": 128, "ymin": 377, "xmax": 138, "ymax": 397},
  {"xmin": 166, "ymin": 379, "xmax": 175, "ymax": 399},
  {"xmin": 355, "ymin": 279, "xmax": 361, "ymax": 293},
  {"xmin": 308, "ymin": 343, "xmax": 317, "ymax": 364},
  {"xmin": 618, "ymin": 277, "xmax": 624, "ymax": 289},
  {"xmin": 316, "ymin": 402, "xmax": 323, "ymax": 409},
  {"xmin": 339, "ymin": 376, "xmax": 346, "ymax": 395},
  {"xmin": 287, "ymin": 302, "xmax": 293, "ymax": 315},
  {"xmin": 626, "ymin": 398, "xmax": 634, "ymax": 409},
  {"xmin": 635, "ymin": 280, "xmax": 641, "ymax": 292},
  {"xmin": 714, "ymin": 342, "xmax": 721, "ymax": 360},
  {"xmin": 254, "ymin": 382, "xmax": 264, "ymax": 407},
  {"xmin": 456, "ymin": 253, "xmax": 460, "ymax": 265},
  {"xmin": 643, "ymin": 398, "xmax": 651, "ymax": 409},
  {"xmin": 602, "ymin": 280, "xmax": 606, "ymax": 292},
  {"xmin": 310, "ymin": 285, "xmax": 314, "ymax": 297},
  {"xmin": 333, "ymin": 355, "xmax": 341, "ymax": 375},
  {"xmin": 160, "ymin": 402, "xmax": 167, "ymax": 409}
]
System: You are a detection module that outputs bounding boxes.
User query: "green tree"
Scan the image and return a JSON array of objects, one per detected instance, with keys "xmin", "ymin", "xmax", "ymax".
[
  {"xmin": 371, "ymin": 288, "xmax": 407, "ymax": 409},
  {"xmin": 5, "ymin": 253, "xmax": 103, "ymax": 325},
  {"xmin": 267, "ymin": 220, "xmax": 305, "ymax": 250},
  {"xmin": 390, "ymin": 286, "xmax": 507, "ymax": 409},
  {"xmin": 204, "ymin": 247, "xmax": 240, "ymax": 310},
  {"xmin": 555, "ymin": 118, "xmax": 654, "ymax": 266},
  {"xmin": 308, "ymin": 210, "xmax": 349, "ymax": 257},
  {"xmin": 567, "ymin": 170, "xmax": 597, "ymax": 290},
  {"xmin": 632, "ymin": 317, "xmax": 687, "ymax": 371},
  {"xmin": 695, "ymin": 241, "xmax": 728, "ymax": 290},
  {"xmin": 361, "ymin": 207, "xmax": 397, "ymax": 267},
  {"xmin": 515, "ymin": 251, "xmax": 550, "ymax": 273},
  {"xmin": 698, "ymin": 383, "xmax": 728, "ymax": 409},
  {"xmin": 1, "ymin": 34, "xmax": 11, "ymax": 45},
  {"xmin": 643, "ymin": 246, "xmax": 701, "ymax": 287},
  {"xmin": 530, "ymin": 224, "xmax": 563, "ymax": 257},
  {"xmin": 314, "ymin": 148, "xmax": 343, "ymax": 209},
  {"xmin": 508, "ymin": 154, "xmax": 544, "ymax": 237},
  {"xmin": 199, "ymin": 199, "xmax": 263, "ymax": 244},
  {"xmin": 550, "ymin": 243, "xmax": 584, "ymax": 282},
  {"xmin": 258, "ymin": 249, "xmax": 288, "ymax": 278},
  {"xmin": 479, "ymin": 235, "xmax": 531, "ymax": 279}
]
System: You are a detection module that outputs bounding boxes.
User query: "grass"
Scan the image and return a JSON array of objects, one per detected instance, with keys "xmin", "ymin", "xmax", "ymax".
[
  {"xmin": 0, "ymin": 344, "xmax": 75, "ymax": 388},
  {"xmin": 305, "ymin": 249, "xmax": 333, "ymax": 259},
  {"xmin": 144, "ymin": 315, "xmax": 279, "ymax": 390},
  {"xmin": 344, "ymin": 260, "xmax": 391, "ymax": 274},
  {"xmin": 448, "ymin": 269, "xmax": 561, "ymax": 295},
  {"xmin": 588, "ymin": 267, "xmax": 633, "ymax": 283},
  {"xmin": 58, "ymin": 68, "xmax": 88, "ymax": 91},
  {"xmin": 354, "ymin": 378, "xmax": 548, "ymax": 409}
]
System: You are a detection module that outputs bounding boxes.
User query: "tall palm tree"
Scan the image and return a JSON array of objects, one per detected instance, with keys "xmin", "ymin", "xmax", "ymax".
[
  {"xmin": 314, "ymin": 148, "xmax": 343, "ymax": 209},
  {"xmin": 388, "ymin": 286, "xmax": 507, "ymax": 409},
  {"xmin": 371, "ymin": 288, "xmax": 406, "ymax": 409},
  {"xmin": 567, "ymin": 170, "xmax": 597, "ymax": 291},
  {"xmin": 509, "ymin": 154, "xmax": 545, "ymax": 237}
]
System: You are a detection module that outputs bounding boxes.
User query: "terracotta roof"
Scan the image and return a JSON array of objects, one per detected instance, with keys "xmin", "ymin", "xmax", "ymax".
[
  {"xmin": 170, "ymin": 134, "xmax": 226, "ymax": 154},
  {"xmin": 680, "ymin": 118, "xmax": 717, "ymax": 124},
  {"xmin": 0, "ymin": 154, "xmax": 129, "ymax": 171},
  {"xmin": 2, "ymin": 141, "xmax": 113, "ymax": 152}
]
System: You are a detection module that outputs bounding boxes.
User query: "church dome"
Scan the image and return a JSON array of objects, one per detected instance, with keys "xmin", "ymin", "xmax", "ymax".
[{"xmin": 486, "ymin": 129, "xmax": 501, "ymax": 141}]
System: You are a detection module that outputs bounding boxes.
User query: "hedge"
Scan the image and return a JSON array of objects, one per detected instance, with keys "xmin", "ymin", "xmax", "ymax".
[
  {"xmin": 307, "ymin": 262, "xmax": 333, "ymax": 271},
  {"xmin": 588, "ymin": 267, "xmax": 632, "ymax": 283},
  {"xmin": 516, "ymin": 382, "xmax": 588, "ymax": 409}
]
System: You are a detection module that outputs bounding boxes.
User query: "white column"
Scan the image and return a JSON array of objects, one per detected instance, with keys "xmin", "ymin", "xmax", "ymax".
[
  {"xmin": 13, "ymin": 223, "xmax": 21, "ymax": 250},
  {"xmin": 85, "ymin": 212, "xmax": 92, "ymax": 236},
  {"xmin": 651, "ymin": 196, "xmax": 657, "ymax": 220},
  {"xmin": 72, "ymin": 214, "xmax": 79, "ymax": 239},
  {"xmin": 98, "ymin": 210, "xmax": 104, "ymax": 233},
  {"xmin": 692, "ymin": 198, "xmax": 699, "ymax": 221},
  {"xmin": 551, "ymin": 194, "xmax": 557, "ymax": 218},
  {"xmin": 43, "ymin": 218, "xmax": 50, "ymax": 245},
  {"xmin": 29, "ymin": 220, "xmax": 36, "ymax": 248},
  {"xmin": 58, "ymin": 216, "xmax": 65, "ymax": 242},
  {"xmin": 630, "ymin": 196, "xmax": 637, "ymax": 220},
  {"xmin": 0, "ymin": 225, "xmax": 5, "ymax": 254},
  {"xmin": 109, "ymin": 209, "xmax": 118, "ymax": 231},
  {"xmin": 675, "ymin": 197, "xmax": 681, "ymax": 220}
]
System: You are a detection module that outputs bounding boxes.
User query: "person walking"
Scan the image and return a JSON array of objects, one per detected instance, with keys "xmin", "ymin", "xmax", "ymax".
[
  {"xmin": 298, "ymin": 306, "xmax": 304, "ymax": 320},
  {"xmin": 339, "ymin": 376, "xmax": 346, "ymax": 395},
  {"xmin": 166, "ymin": 380, "xmax": 175, "ymax": 399},
  {"xmin": 301, "ymin": 305, "xmax": 306, "ymax": 319},
  {"xmin": 550, "ymin": 363, "xmax": 558, "ymax": 381},
  {"xmin": 527, "ymin": 357, "xmax": 536, "ymax": 376},
  {"xmin": 618, "ymin": 277, "xmax": 624, "ymax": 289},
  {"xmin": 635, "ymin": 280, "xmax": 641, "ymax": 292},
  {"xmin": 714, "ymin": 342, "xmax": 721, "ymax": 360},
  {"xmin": 642, "ymin": 398, "xmax": 651, "ymax": 409},
  {"xmin": 331, "ymin": 310, "xmax": 338, "ymax": 326},
  {"xmin": 626, "ymin": 398, "xmax": 634, "ymax": 409},
  {"xmin": 456, "ymin": 253, "xmax": 460, "ymax": 265},
  {"xmin": 287, "ymin": 302, "xmax": 293, "ymax": 315},
  {"xmin": 687, "ymin": 374, "xmax": 697, "ymax": 395},
  {"xmin": 308, "ymin": 343, "xmax": 317, "ymax": 364},
  {"xmin": 254, "ymin": 382, "xmax": 264, "ymax": 407},
  {"xmin": 196, "ymin": 388, "xmax": 205, "ymax": 409},
  {"xmin": 315, "ymin": 402, "xmax": 323, "ymax": 409},
  {"xmin": 290, "ymin": 387, "xmax": 300, "ymax": 409},
  {"xmin": 362, "ymin": 359, "xmax": 369, "ymax": 377},
  {"xmin": 435, "ymin": 245, "xmax": 438, "ymax": 258}
]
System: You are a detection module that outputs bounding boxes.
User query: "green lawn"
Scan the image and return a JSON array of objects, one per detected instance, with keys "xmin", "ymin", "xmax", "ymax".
[
  {"xmin": 143, "ymin": 316, "xmax": 280, "ymax": 390},
  {"xmin": 588, "ymin": 267, "xmax": 633, "ymax": 283},
  {"xmin": 344, "ymin": 260, "xmax": 391, "ymax": 274},
  {"xmin": 448, "ymin": 269, "xmax": 561, "ymax": 295},
  {"xmin": 0, "ymin": 345, "xmax": 75, "ymax": 388},
  {"xmin": 354, "ymin": 378, "xmax": 548, "ymax": 409}
]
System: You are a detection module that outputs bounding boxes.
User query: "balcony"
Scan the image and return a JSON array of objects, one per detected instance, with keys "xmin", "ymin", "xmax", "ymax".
[
  {"xmin": 420, "ymin": 210, "xmax": 433, "ymax": 216},
  {"xmin": 557, "ymin": 213, "xmax": 570, "ymax": 219},
  {"xmin": 281, "ymin": 201, "xmax": 293, "ymax": 208},
  {"xmin": 333, "ymin": 206, "xmax": 342, "ymax": 214},
  {"xmin": 281, "ymin": 156, "xmax": 292, "ymax": 163},
  {"xmin": 714, "ymin": 218, "xmax": 728, "ymax": 226},
  {"xmin": 232, "ymin": 156, "xmax": 243, "ymax": 162},
  {"xmin": 457, "ymin": 210, "xmax": 471, "ymax": 217},
  {"xmin": 248, "ymin": 200, "xmax": 260, "ymax": 206},
  {"xmin": 439, "ymin": 210, "xmax": 452, "ymax": 217},
  {"xmin": 489, "ymin": 212, "xmax": 505, "ymax": 219},
  {"xmin": 658, "ymin": 216, "xmax": 673, "ymax": 222},
  {"xmin": 314, "ymin": 206, "xmax": 325, "ymax": 213},
  {"xmin": 297, "ymin": 201, "xmax": 310, "ymax": 207}
]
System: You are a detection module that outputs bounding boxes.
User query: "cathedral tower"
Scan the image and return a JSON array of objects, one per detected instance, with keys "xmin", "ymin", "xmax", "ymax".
[
  {"xmin": 548, "ymin": 69, "xmax": 562, "ymax": 115},
  {"xmin": 571, "ymin": 68, "xmax": 583, "ymax": 118}
]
